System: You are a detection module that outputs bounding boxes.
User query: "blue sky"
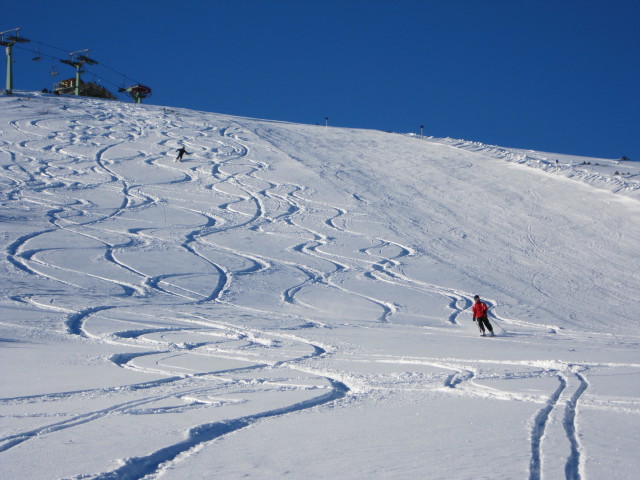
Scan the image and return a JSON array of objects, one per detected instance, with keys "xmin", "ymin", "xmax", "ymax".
[{"xmin": 5, "ymin": 0, "xmax": 640, "ymax": 160}]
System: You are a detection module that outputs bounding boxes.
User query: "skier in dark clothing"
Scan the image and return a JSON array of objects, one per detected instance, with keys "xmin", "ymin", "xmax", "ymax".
[
  {"xmin": 175, "ymin": 147, "xmax": 189, "ymax": 162},
  {"xmin": 472, "ymin": 295, "xmax": 494, "ymax": 336}
]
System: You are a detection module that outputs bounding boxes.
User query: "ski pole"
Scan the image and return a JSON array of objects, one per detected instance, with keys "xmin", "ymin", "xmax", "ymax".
[
  {"xmin": 473, "ymin": 318, "xmax": 486, "ymax": 335},
  {"xmin": 489, "ymin": 315, "xmax": 506, "ymax": 333}
]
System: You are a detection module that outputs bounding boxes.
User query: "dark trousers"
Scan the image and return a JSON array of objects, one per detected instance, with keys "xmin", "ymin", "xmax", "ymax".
[{"xmin": 476, "ymin": 316, "xmax": 493, "ymax": 333}]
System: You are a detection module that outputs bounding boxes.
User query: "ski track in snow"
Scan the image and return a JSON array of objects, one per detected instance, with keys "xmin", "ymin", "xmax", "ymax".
[
  {"xmin": 1, "ymin": 103, "xmax": 360, "ymax": 478},
  {"xmin": 528, "ymin": 369, "xmax": 589, "ymax": 480},
  {"xmin": 1, "ymin": 95, "xmax": 639, "ymax": 479}
]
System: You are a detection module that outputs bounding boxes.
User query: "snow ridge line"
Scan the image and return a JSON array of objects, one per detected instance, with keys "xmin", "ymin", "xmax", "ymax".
[{"xmin": 436, "ymin": 137, "xmax": 640, "ymax": 198}]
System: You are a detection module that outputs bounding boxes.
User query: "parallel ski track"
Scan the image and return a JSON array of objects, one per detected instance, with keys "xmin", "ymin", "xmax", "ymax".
[
  {"xmin": 2, "ymin": 99, "xmax": 624, "ymax": 480},
  {"xmin": 528, "ymin": 368, "xmax": 589, "ymax": 480},
  {"xmin": 2, "ymin": 108, "xmax": 357, "ymax": 478}
]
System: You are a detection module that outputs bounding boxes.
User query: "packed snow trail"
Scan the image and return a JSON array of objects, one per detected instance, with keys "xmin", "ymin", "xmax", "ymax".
[{"xmin": 1, "ymin": 93, "xmax": 639, "ymax": 479}]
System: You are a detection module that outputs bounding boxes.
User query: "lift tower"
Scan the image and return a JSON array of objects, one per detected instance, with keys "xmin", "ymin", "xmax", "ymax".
[
  {"xmin": 119, "ymin": 84, "xmax": 152, "ymax": 104},
  {"xmin": 60, "ymin": 49, "xmax": 97, "ymax": 96},
  {"xmin": 0, "ymin": 28, "xmax": 30, "ymax": 93}
]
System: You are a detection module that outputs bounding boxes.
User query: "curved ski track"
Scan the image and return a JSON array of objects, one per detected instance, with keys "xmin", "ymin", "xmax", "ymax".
[
  {"xmin": 1, "ymin": 105, "xmax": 363, "ymax": 478},
  {"xmin": 1, "ymin": 98, "xmax": 637, "ymax": 479}
]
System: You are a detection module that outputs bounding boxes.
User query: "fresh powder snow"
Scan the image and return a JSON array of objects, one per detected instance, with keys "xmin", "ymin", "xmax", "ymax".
[{"xmin": 1, "ymin": 92, "xmax": 639, "ymax": 480}]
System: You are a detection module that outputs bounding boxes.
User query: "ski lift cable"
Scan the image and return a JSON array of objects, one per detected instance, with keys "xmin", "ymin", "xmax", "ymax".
[
  {"xmin": 83, "ymin": 67, "xmax": 124, "ymax": 89},
  {"xmin": 96, "ymin": 61, "xmax": 142, "ymax": 86},
  {"xmin": 11, "ymin": 49, "xmax": 128, "ymax": 97},
  {"xmin": 13, "ymin": 44, "xmax": 84, "ymax": 74},
  {"xmin": 15, "ymin": 38, "xmax": 139, "ymax": 79},
  {"xmin": 11, "ymin": 35, "xmax": 149, "ymax": 94},
  {"xmin": 14, "ymin": 43, "xmax": 142, "ymax": 89},
  {"xmin": 30, "ymin": 38, "xmax": 143, "ymax": 85},
  {"xmin": 29, "ymin": 38, "xmax": 72, "ymax": 55},
  {"xmin": 80, "ymin": 67, "xmax": 138, "ymax": 95},
  {"xmin": 14, "ymin": 43, "xmax": 61, "ymax": 61},
  {"xmin": 81, "ymin": 68, "xmax": 141, "ymax": 100},
  {"xmin": 13, "ymin": 44, "xmax": 86, "ymax": 67}
]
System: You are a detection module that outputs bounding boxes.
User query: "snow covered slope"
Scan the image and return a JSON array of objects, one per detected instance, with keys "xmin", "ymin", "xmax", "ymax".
[{"xmin": 1, "ymin": 92, "xmax": 639, "ymax": 479}]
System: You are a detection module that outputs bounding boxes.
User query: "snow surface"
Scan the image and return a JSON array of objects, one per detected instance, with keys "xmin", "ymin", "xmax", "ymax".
[{"xmin": 1, "ymin": 92, "xmax": 639, "ymax": 480}]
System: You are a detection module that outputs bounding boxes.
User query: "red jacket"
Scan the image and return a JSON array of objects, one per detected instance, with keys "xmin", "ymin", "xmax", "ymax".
[{"xmin": 472, "ymin": 301, "xmax": 488, "ymax": 319}]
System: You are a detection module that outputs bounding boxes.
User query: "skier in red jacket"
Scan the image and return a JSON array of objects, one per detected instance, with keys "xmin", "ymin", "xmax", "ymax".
[{"xmin": 472, "ymin": 295, "xmax": 494, "ymax": 336}]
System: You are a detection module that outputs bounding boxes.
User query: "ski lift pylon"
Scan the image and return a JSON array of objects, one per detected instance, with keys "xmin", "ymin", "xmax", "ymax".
[{"xmin": 118, "ymin": 84, "xmax": 152, "ymax": 103}]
